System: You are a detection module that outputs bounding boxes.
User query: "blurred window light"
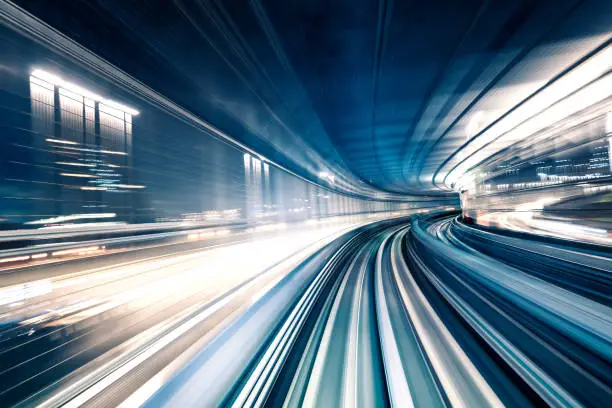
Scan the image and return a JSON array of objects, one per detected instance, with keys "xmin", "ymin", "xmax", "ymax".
[
  {"xmin": 30, "ymin": 75, "xmax": 54, "ymax": 90},
  {"xmin": 31, "ymin": 69, "xmax": 139, "ymax": 115},
  {"xmin": 102, "ymin": 100, "xmax": 139, "ymax": 116},
  {"xmin": 58, "ymin": 83, "xmax": 103, "ymax": 102},
  {"xmin": 31, "ymin": 69, "xmax": 63, "ymax": 86}
]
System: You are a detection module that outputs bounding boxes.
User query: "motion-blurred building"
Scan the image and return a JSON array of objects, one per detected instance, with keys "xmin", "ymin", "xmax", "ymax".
[{"xmin": 28, "ymin": 69, "xmax": 144, "ymax": 226}]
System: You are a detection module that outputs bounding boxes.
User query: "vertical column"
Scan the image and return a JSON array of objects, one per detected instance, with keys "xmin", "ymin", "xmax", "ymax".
[
  {"xmin": 607, "ymin": 112, "xmax": 612, "ymax": 172},
  {"xmin": 252, "ymin": 157, "xmax": 262, "ymax": 220},
  {"xmin": 263, "ymin": 162, "xmax": 271, "ymax": 217},
  {"xmin": 29, "ymin": 75, "xmax": 56, "ymax": 220},
  {"xmin": 243, "ymin": 153, "xmax": 251, "ymax": 221},
  {"xmin": 243, "ymin": 153, "xmax": 263, "ymax": 222},
  {"xmin": 59, "ymin": 88, "xmax": 85, "ymax": 215}
]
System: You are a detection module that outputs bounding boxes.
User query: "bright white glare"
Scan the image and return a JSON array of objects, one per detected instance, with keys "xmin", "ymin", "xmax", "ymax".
[
  {"xmin": 63, "ymin": 83, "xmax": 104, "ymax": 101},
  {"xmin": 248, "ymin": 223, "xmax": 287, "ymax": 233},
  {"xmin": 454, "ymin": 74, "xmax": 612, "ymax": 189},
  {"xmin": 31, "ymin": 69, "xmax": 139, "ymax": 115},
  {"xmin": 52, "ymin": 246, "xmax": 103, "ymax": 257},
  {"xmin": 466, "ymin": 111, "xmax": 484, "ymax": 138},
  {"xmin": 31, "ymin": 69, "xmax": 63, "ymax": 86},
  {"xmin": 448, "ymin": 44, "xmax": 612, "ymax": 190},
  {"xmin": 187, "ymin": 229, "xmax": 232, "ymax": 241},
  {"xmin": 25, "ymin": 213, "xmax": 116, "ymax": 225},
  {"xmin": 0, "ymin": 280, "xmax": 53, "ymax": 306},
  {"xmin": 103, "ymin": 99, "xmax": 140, "ymax": 116},
  {"xmin": 0, "ymin": 255, "xmax": 30, "ymax": 264},
  {"xmin": 318, "ymin": 171, "xmax": 335, "ymax": 183},
  {"xmin": 46, "ymin": 138, "xmax": 78, "ymax": 145}
]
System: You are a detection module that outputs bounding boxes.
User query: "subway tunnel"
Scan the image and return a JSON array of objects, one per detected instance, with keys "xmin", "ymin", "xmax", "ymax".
[{"xmin": 0, "ymin": 0, "xmax": 610, "ymax": 406}]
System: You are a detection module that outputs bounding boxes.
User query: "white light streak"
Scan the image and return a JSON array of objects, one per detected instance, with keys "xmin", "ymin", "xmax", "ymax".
[
  {"xmin": 46, "ymin": 138, "xmax": 78, "ymax": 145},
  {"xmin": 100, "ymin": 149, "xmax": 128, "ymax": 156},
  {"xmin": 111, "ymin": 184, "xmax": 146, "ymax": 189},
  {"xmin": 81, "ymin": 186, "xmax": 108, "ymax": 191},
  {"xmin": 52, "ymin": 246, "xmax": 102, "ymax": 257},
  {"xmin": 60, "ymin": 172, "xmax": 98, "ymax": 178},
  {"xmin": 56, "ymin": 162, "xmax": 95, "ymax": 167},
  {"xmin": 26, "ymin": 213, "xmax": 116, "ymax": 225},
  {"xmin": 0, "ymin": 255, "xmax": 30, "ymax": 264}
]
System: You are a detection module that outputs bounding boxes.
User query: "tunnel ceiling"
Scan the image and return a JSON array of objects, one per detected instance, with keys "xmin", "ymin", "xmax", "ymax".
[{"xmin": 12, "ymin": 0, "xmax": 612, "ymax": 196}]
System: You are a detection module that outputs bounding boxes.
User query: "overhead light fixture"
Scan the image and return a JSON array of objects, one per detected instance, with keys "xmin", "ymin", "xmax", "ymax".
[{"xmin": 31, "ymin": 69, "xmax": 139, "ymax": 115}]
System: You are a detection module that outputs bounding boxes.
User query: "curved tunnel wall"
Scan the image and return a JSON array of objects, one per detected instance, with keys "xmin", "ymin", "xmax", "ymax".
[{"xmin": 460, "ymin": 101, "xmax": 612, "ymax": 239}]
